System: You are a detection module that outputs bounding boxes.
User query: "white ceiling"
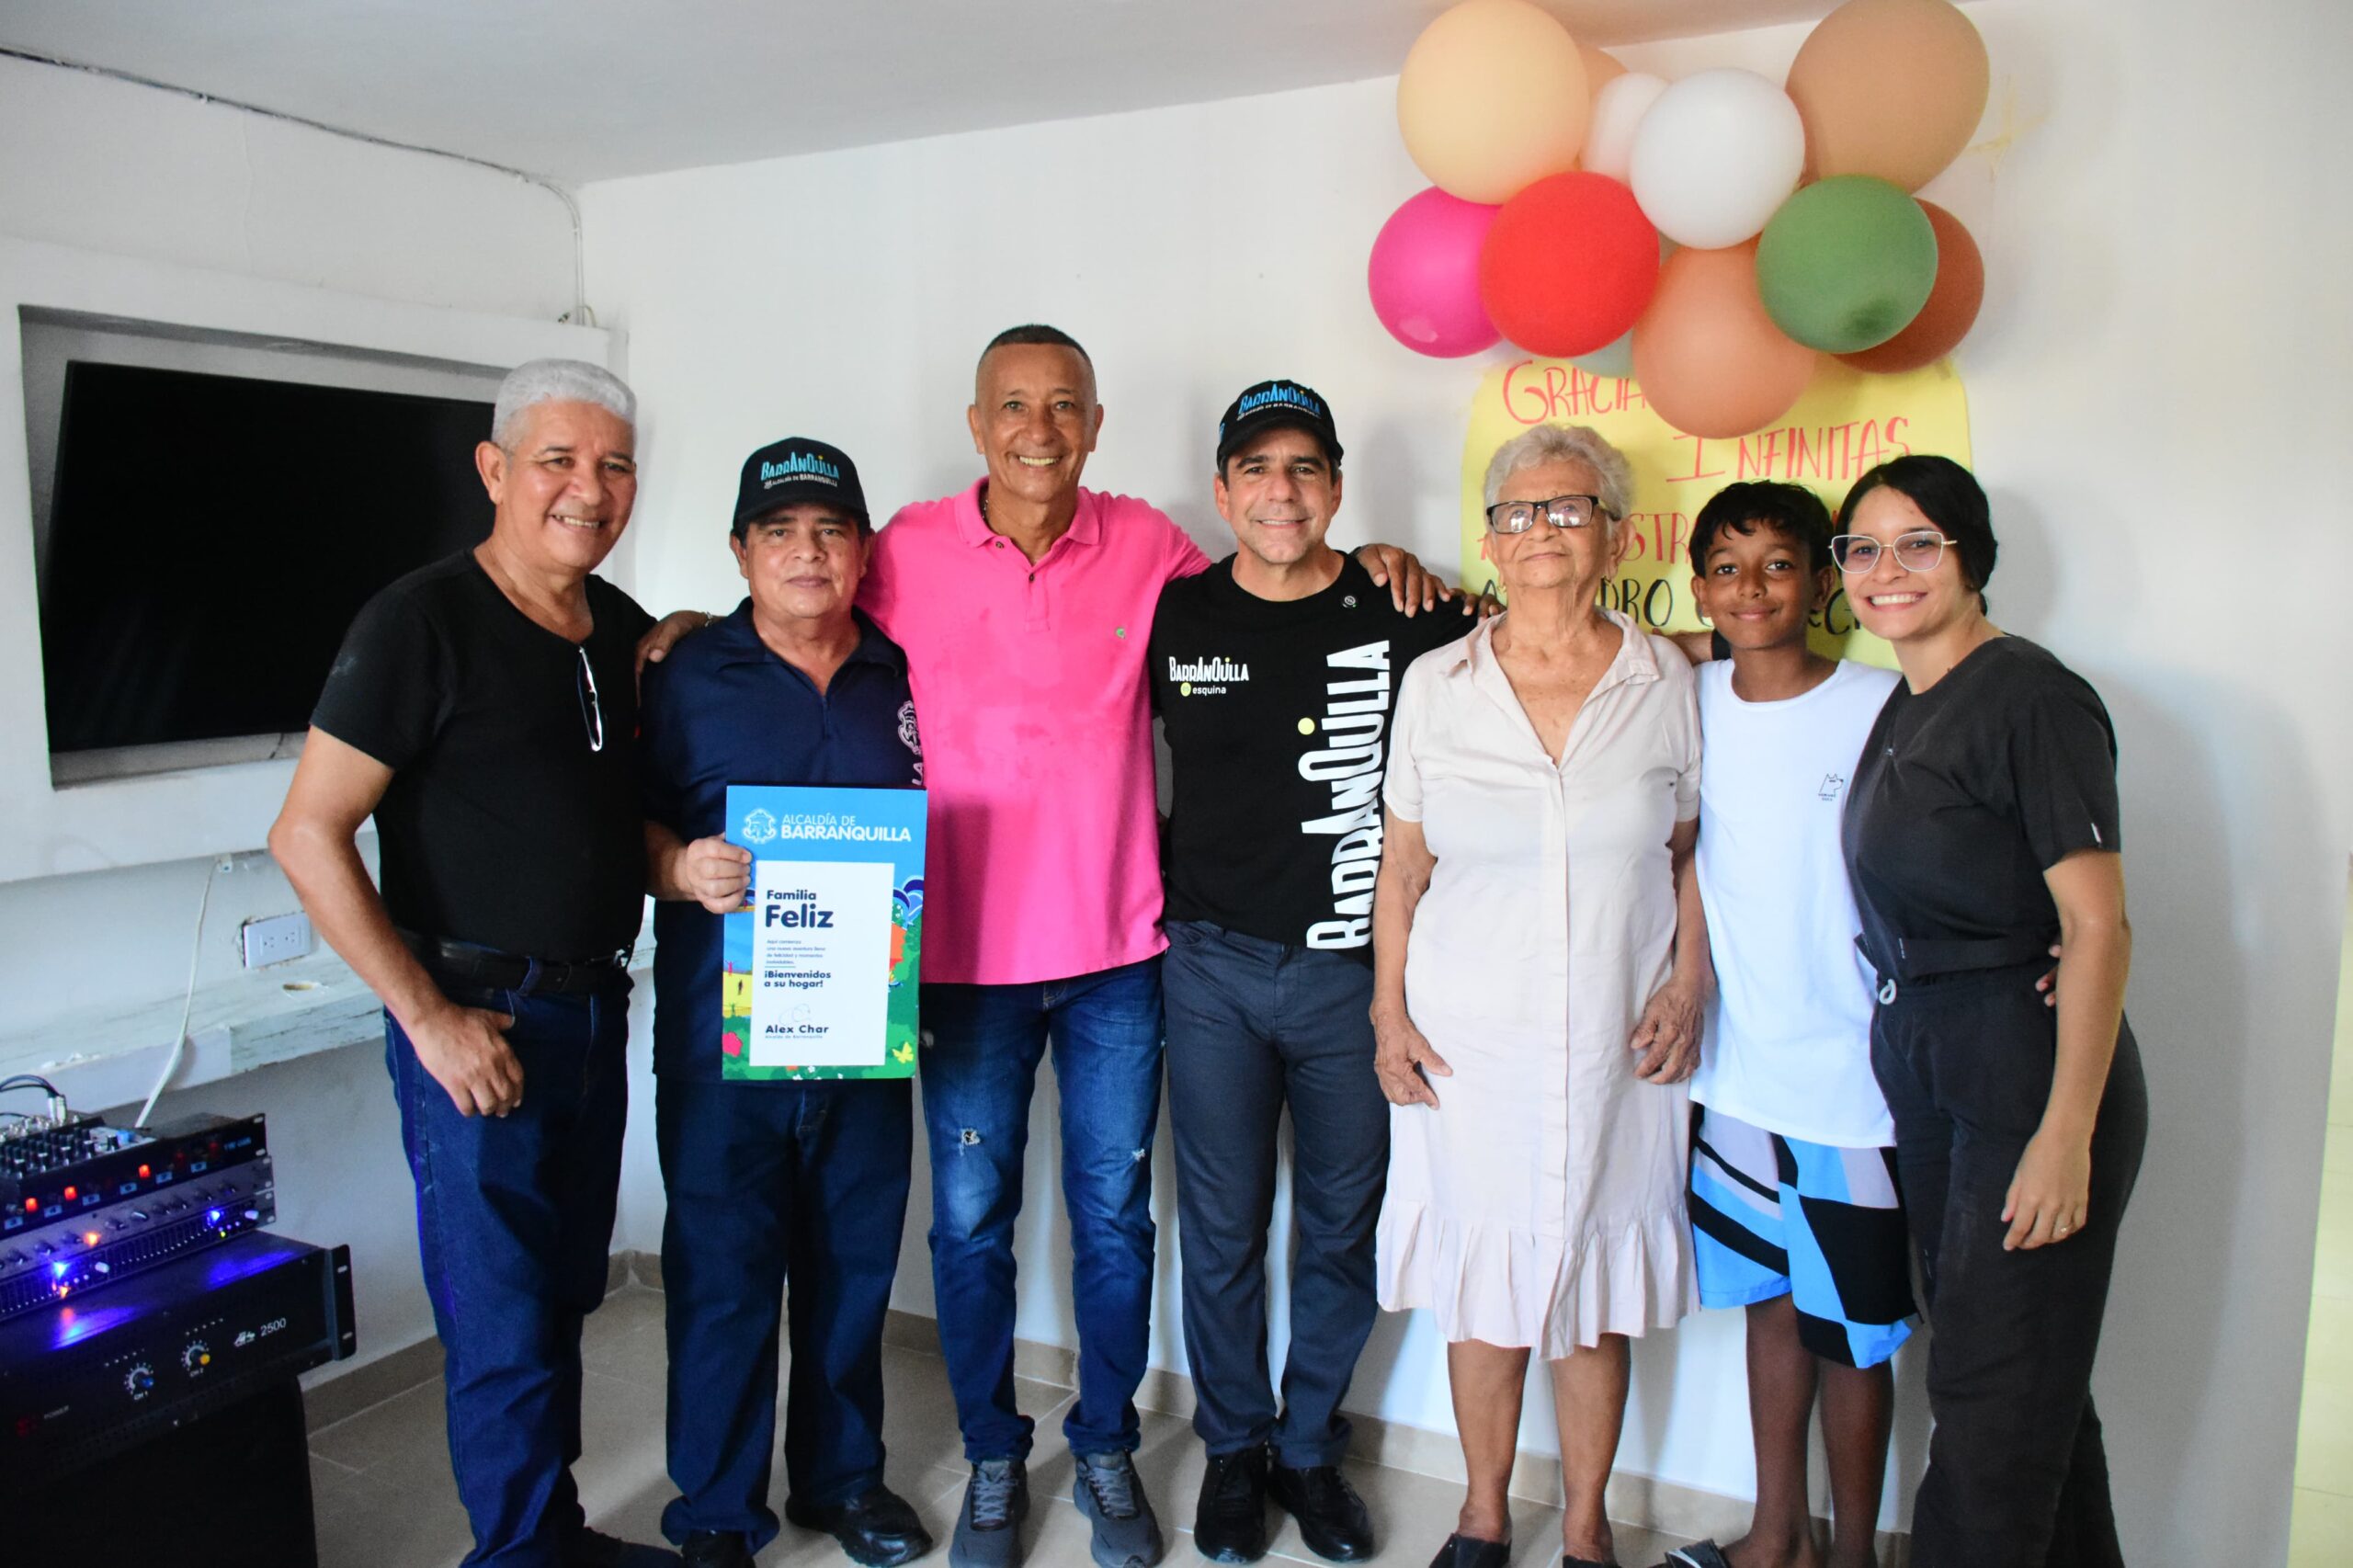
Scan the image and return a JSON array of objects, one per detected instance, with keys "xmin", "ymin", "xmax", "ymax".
[{"xmin": 0, "ymin": 1, "xmax": 1846, "ymax": 186}]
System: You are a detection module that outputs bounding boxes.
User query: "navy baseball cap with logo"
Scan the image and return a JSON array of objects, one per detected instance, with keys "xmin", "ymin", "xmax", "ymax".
[
  {"xmin": 1215, "ymin": 379, "xmax": 1344, "ymax": 471},
  {"xmin": 733, "ymin": 437, "xmax": 869, "ymax": 530}
]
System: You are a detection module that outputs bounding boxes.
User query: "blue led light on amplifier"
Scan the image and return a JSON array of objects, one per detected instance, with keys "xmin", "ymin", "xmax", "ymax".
[{"xmin": 0, "ymin": 1157, "xmax": 277, "ymax": 1321}]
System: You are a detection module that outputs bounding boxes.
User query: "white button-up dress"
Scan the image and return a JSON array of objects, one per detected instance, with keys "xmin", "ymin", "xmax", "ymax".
[{"xmin": 1377, "ymin": 610, "xmax": 1701, "ymax": 1358}]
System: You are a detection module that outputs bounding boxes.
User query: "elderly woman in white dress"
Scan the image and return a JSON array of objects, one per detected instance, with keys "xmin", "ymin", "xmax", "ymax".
[{"xmin": 1371, "ymin": 424, "xmax": 1707, "ymax": 1568}]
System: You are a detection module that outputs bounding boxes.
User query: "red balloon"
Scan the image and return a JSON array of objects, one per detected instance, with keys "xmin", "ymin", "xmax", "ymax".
[
  {"xmin": 1479, "ymin": 172, "xmax": 1660, "ymax": 358},
  {"xmin": 1836, "ymin": 199, "xmax": 1984, "ymax": 373}
]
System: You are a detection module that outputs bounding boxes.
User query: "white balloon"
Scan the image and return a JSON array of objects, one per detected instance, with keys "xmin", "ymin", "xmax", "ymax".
[
  {"xmin": 1627, "ymin": 67, "xmax": 1805, "ymax": 250},
  {"xmin": 1581, "ymin": 72, "xmax": 1667, "ymax": 184}
]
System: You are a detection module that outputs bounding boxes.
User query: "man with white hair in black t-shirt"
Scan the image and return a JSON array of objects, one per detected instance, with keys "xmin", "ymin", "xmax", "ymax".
[
  {"xmin": 272, "ymin": 358, "xmax": 676, "ymax": 1568},
  {"xmin": 1148, "ymin": 382, "xmax": 1473, "ymax": 1567}
]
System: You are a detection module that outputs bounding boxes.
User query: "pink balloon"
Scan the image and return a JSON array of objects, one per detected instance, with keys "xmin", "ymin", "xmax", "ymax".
[{"xmin": 1369, "ymin": 187, "xmax": 1502, "ymax": 358}]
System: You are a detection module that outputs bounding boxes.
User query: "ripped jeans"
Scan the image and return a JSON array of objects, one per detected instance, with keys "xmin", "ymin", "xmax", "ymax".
[{"xmin": 918, "ymin": 957, "xmax": 1164, "ymax": 1462}]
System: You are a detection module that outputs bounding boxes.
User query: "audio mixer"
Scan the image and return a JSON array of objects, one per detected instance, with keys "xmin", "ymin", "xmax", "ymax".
[{"xmin": 0, "ymin": 1111, "xmax": 273, "ymax": 1320}]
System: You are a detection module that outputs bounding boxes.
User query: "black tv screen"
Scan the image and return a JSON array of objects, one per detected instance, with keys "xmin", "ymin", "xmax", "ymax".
[{"xmin": 40, "ymin": 361, "xmax": 495, "ymax": 755}]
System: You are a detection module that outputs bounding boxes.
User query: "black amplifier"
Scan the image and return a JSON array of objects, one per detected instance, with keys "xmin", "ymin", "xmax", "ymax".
[{"xmin": 0, "ymin": 1229, "xmax": 356, "ymax": 1491}]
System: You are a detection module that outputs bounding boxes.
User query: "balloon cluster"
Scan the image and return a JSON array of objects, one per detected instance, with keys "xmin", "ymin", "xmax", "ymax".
[{"xmin": 1367, "ymin": 0, "xmax": 1990, "ymax": 437}]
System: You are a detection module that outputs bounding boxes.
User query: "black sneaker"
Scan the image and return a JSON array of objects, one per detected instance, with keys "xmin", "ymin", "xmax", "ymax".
[
  {"xmin": 679, "ymin": 1530, "xmax": 754, "ymax": 1568},
  {"xmin": 1267, "ymin": 1464, "xmax": 1373, "ymax": 1563},
  {"xmin": 950, "ymin": 1459, "xmax": 1029, "ymax": 1568},
  {"xmin": 569, "ymin": 1527, "xmax": 684, "ymax": 1567},
  {"xmin": 1074, "ymin": 1449, "xmax": 1166, "ymax": 1568},
  {"xmin": 786, "ymin": 1485, "xmax": 937, "ymax": 1567},
  {"xmin": 1191, "ymin": 1446, "xmax": 1269, "ymax": 1563}
]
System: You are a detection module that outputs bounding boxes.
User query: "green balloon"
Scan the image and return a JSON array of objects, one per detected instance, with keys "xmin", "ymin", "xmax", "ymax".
[{"xmin": 1756, "ymin": 176, "xmax": 1938, "ymax": 354}]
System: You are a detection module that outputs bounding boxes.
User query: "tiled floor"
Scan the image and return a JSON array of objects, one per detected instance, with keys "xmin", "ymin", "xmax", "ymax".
[
  {"xmin": 306, "ymin": 1288, "xmax": 1677, "ymax": 1568},
  {"xmin": 2290, "ymin": 883, "xmax": 2353, "ymax": 1566}
]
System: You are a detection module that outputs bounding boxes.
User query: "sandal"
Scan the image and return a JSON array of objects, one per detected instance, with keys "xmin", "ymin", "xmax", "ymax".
[
  {"xmin": 1664, "ymin": 1542, "xmax": 1733, "ymax": 1568},
  {"xmin": 1427, "ymin": 1533, "xmax": 1511, "ymax": 1568}
]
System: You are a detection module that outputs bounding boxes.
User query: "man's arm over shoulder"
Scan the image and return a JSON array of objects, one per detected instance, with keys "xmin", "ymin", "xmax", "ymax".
[
  {"xmin": 1161, "ymin": 514, "xmax": 1213, "ymax": 585},
  {"xmin": 858, "ymin": 502, "xmax": 934, "ymax": 638}
]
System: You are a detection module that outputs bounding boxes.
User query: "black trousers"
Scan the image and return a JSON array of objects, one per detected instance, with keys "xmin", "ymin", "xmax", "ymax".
[
  {"xmin": 1871, "ymin": 961, "xmax": 2148, "ymax": 1568},
  {"xmin": 1162, "ymin": 921, "xmax": 1391, "ymax": 1468}
]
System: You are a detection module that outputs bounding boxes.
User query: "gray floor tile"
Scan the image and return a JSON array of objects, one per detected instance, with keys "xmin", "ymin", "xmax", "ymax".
[
  {"xmin": 311, "ymin": 1454, "xmax": 473, "ymax": 1568},
  {"xmin": 309, "ymin": 1322, "xmax": 1695, "ymax": 1568},
  {"xmin": 581, "ymin": 1283, "xmax": 673, "ymax": 1393},
  {"xmin": 575, "ymin": 1368, "xmax": 675, "ymax": 1518},
  {"xmin": 310, "ymin": 1376, "xmax": 455, "ymax": 1478},
  {"xmin": 882, "ymin": 1342, "xmax": 1077, "ymax": 1479}
]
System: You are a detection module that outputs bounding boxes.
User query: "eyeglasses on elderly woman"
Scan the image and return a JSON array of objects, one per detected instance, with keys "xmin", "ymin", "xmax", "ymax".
[
  {"xmin": 1830, "ymin": 528, "xmax": 1961, "ymax": 574},
  {"xmin": 1484, "ymin": 494, "xmax": 1608, "ymax": 534}
]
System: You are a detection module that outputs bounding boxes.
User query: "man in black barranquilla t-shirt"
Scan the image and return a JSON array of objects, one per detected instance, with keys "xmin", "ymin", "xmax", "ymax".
[
  {"xmin": 270, "ymin": 359, "xmax": 676, "ymax": 1568},
  {"xmin": 1149, "ymin": 382, "xmax": 1472, "ymax": 1566}
]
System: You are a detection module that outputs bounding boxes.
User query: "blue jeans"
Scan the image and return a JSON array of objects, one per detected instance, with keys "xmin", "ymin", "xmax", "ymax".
[
  {"xmin": 919, "ymin": 957, "xmax": 1164, "ymax": 1462},
  {"xmin": 1161, "ymin": 922, "xmax": 1388, "ymax": 1468},
  {"xmin": 384, "ymin": 974, "xmax": 631, "ymax": 1568},
  {"xmin": 656, "ymin": 1076, "xmax": 914, "ymax": 1552}
]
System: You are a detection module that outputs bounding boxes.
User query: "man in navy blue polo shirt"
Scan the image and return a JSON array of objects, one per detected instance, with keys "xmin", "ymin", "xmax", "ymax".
[{"xmin": 641, "ymin": 438, "xmax": 928, "ymax": 1568}]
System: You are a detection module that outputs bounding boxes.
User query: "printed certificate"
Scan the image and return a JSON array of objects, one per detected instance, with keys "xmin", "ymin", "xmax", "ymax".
[{"xmin": 722, "ymin": 784, "xmax": 925, "ymax": 1080}]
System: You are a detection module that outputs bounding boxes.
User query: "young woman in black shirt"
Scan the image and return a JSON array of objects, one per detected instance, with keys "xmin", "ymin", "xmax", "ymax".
[{"xmin": 1835, "ymin": 456, "xmax": 2148, "ymax": 1568}]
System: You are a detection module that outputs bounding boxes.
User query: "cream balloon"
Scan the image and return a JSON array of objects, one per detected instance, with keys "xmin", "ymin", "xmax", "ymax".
[
  {"xmin": 1581, "ymin": 72, "xmax": 1667, "ymax": 184},
  {"xmin": 1627, "ymin": 68, "xmax": 1806, "ymax": 250},
  {"xmin": 1397, "ymin": 0, "xmax": 1590, "ymax": 204}
]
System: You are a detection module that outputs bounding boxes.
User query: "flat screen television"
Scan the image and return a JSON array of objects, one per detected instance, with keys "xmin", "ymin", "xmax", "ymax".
[{"xmin": 39, "ymin": 361, "xmax": 495, "ymax": 760}]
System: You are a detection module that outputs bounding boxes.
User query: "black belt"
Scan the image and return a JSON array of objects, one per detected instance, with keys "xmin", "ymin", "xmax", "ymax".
[
  {"xmin": 1856, "ymin": 931, "xmax": 2053, "ymax": 986},
  {"xmin": 401, "ymin": 931, "xmax": 633, "ymax": 996}
]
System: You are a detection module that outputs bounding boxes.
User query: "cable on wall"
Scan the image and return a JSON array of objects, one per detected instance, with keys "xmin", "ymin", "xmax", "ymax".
[{"xmin": 0, "ymin": 43, "xmax": 591, "ymax": 324}]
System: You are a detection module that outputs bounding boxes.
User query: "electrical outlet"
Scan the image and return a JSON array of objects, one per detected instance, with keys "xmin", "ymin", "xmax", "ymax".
[{"xmin": 242, "ymin": 911, "xmax": 313, "ymax": 969}]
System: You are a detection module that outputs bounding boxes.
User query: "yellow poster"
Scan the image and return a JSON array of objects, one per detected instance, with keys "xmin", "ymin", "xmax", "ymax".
[{"xmin": 1458, "ymin": 358, "xmax": 1971, "ymax": 667}]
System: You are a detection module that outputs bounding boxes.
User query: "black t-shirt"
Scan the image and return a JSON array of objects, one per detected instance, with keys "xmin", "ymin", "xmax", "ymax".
[
  {"xmin": 1841, "ymin": 635, "xmax": 2121, "ymax": 975},
  {"xmin": 311, "ymin": 551, "xmax": 655, "ymax": 960},
  {"xmin": 1149, "ymin": 555, "xmax": 1472, "ymax": 960}
]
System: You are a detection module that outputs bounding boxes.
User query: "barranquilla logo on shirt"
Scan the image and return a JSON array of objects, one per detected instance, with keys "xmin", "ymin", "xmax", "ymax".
[
  {"xmin": 1168, "ymin": 653, "xmax": 1250, "ymax": 697},
  {"xmin": 1300, "ymin": 641, "xmax": 1392, "ymax": 949}
]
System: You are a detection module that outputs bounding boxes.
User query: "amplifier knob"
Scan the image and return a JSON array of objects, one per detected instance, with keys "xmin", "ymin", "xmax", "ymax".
[
  {"xmin": 125, "ymin": 1363, "xmax": 155, "ymax": 1400},
  {"xmin": 180, "ymin": 1339, "xmax": 211, "ymax": 1377}
]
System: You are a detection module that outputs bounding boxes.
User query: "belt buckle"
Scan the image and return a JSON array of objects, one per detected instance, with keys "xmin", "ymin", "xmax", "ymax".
[{"xmin": 608, "ymin": 945, "xmax": 633, "ymax": 970}]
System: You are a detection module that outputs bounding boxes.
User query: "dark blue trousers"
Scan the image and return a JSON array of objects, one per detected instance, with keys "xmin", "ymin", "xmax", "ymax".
[
  {"xmin": 1161, "ymin": 922, "xmax": 1388, "ymax": 1469},
  {"xmin": 385, "ymin": 976, "xmax": 631, "ymax": 1568},
  {"xmin": 656, "ymin": 1075, "xmax": 914, "ymax": 1552},
  {"xmin": 918, "ymin": 957, "xmax": 1164, "ymax": 1463}
]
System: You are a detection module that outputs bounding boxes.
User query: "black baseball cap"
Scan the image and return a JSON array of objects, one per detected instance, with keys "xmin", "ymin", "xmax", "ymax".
[
  {"xmin": 733, "ymin": 437, "xmax": 868, "ymax": 528},
  {"xmin": 1214, "ymin": 380, "xmax": 1344, "ymax": 471}
]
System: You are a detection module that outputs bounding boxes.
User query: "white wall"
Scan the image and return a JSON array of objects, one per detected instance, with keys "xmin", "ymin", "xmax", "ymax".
[
  {"xmin": 582, "ymin": 1, "xmax": 2353, "ymax": 1561},
  {"xmin": 0, "ymin": 56, "xmax": 584, "ymax": 1370},
  {"xmin": 0, "ymin": 55, "xmax": 578, "ymax": 323}
]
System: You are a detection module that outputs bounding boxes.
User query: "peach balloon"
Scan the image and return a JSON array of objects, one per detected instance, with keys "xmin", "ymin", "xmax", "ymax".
[
  {"xmin": 1786, "ymin": 0, "xmax": 1991, "ymax": 190},
  {"xmin": 1397, "ymin": 0, "xmax": 1590, "ymax": 203},
  {"xmin": 1631, "ymin": 244, "xmax": 1818, "ymax": 438},
  {"xmin": 1837, "ymin": 199, "xmax": 1984, "ymax": 372},
  {"xmin": 1580, "ymin": 43, "xmax": 1627, "ymax": 98}
]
